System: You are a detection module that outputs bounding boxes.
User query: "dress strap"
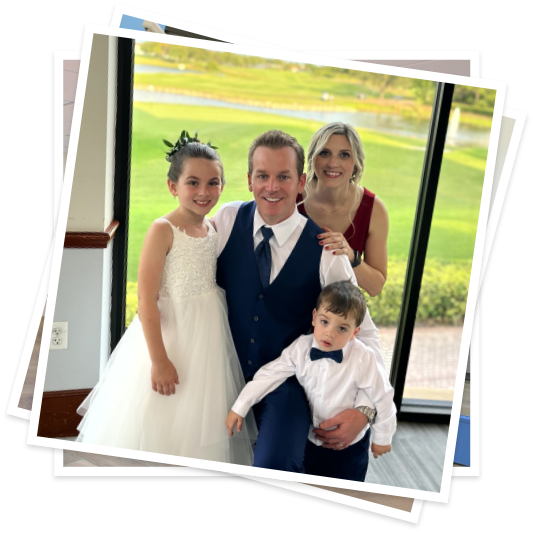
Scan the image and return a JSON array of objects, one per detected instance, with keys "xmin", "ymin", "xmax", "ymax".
[
  {"xmin": 159, "ymin": 218, "xmax": 176, "ymax": 230},
  {"xmin": 205, "ymin": 217, "xmax": 216, "ymax": 233},
  {"xmin": 158, "ymin": 218, "xmax": 176, "ymax": 251}
]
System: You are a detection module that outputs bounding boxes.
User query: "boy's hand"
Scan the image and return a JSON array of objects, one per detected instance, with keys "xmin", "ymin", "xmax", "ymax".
[
  {"xmin": 371, "ymin": 443, "xmax": 391, "ymax": 458},
  {"xmin": 226, "ymin": 410, "xmax": 244, "ymax": 437},
  {"xmin": 151, "ymin": 359, "xmax": 179, "ymax": 395}
]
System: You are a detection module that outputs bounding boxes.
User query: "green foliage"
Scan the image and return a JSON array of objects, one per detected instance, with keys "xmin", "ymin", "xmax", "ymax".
[
  {"xmin": 411, "ymin": 80, "xmax": 436, "ymax": 104},
  {"xmin": 125, "ymin": 259, "xmax": 471, "ymax": 329},
  {"xmin": 163, "ymin": 130, "xmax": 217, "ymax": 161},
  {"xmin": 206, "ymin": 60, "xmax": 220, "ymax": 72},
  {"xmin": 126, "ymin": 282, "xmax": 138, "ymax": 327},
  {"xmin": 453, "ymin": 85, "xmax": 496, "ymax": 110},
  {"xmin": 365, "ymin": 258, "xmax": 472, "ymax": 326}
]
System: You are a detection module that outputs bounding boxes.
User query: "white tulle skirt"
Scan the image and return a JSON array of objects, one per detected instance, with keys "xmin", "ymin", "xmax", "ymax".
[{"xmin": 76, "ymin": 287, "xmax": 257, "ymax": 465}]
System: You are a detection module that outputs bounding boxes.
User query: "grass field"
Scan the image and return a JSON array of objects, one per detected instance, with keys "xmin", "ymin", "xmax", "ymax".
[
  {"xmin": 127, "ymin": 101, "xmax": 487, "ymax": 284},
  {"xmin": 134, "ymin": 56, "xmax": 494, "ymax": 127}
]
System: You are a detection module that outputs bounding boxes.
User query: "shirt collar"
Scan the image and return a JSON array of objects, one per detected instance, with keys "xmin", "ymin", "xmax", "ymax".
[{"xmin": 253, "ymin": 204, "xmax": 302, "ymax": 247}]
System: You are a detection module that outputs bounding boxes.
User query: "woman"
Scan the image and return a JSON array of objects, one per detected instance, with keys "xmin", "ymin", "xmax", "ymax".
[{"xmin": 297, "ymin": 123, "xmax": 388, "ymax": 296}]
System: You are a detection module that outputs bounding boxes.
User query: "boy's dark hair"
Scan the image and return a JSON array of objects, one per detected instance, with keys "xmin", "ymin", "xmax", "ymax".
[
  {"xmin": 316, "ymin": 281, "xmax": 367, "ymax": 327},
  {"xmin": 248, "ymin": 130, "xmax": 305, "ymax": 177}
]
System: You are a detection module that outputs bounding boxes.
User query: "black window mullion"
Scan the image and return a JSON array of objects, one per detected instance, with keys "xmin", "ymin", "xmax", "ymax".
[
  {"xmin": 110, "ymin": 37, "xmax": 134, "ymax": 351},
  {"xmin": 389, "ymin": 82, "xmax": 455, "ymax": 415}
]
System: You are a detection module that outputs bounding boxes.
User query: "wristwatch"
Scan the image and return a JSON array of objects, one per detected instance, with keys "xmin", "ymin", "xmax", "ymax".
[
  {"xmin": 350, "ymin": 250, "xmax": 361, "ymax": 268},
  {"xmin": 355, "ymin": 406, "xmax": 376, "ymax": 425}
]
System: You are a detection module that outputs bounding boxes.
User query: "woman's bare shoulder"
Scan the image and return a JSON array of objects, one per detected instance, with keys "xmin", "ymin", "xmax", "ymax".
[
  {"xmin": 369, "ymin": 196, "xmax": 389, "ymax": 234},
  {"xmin": 372, "ymin": 195, "xmax": 388, "ymax": 214}
]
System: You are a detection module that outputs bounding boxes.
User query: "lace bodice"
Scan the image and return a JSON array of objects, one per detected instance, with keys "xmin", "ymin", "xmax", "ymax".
[{"xmin": 159, "ymin": 219, "xmax": 218, "ymax": 300}]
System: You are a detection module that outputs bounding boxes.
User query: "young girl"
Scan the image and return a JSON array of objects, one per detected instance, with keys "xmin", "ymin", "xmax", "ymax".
[{"xmin": 76, "ymin": 135, "xmax": 256, "ymax": 465}]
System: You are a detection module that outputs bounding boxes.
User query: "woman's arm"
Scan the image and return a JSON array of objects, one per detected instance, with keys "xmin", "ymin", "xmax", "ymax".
[
  {"xmin": 137, "ymin": 220, "xmax": 179, "ymax": 395},
  {"xmin": 352, "ymin": 196, "xmax": 389, "ymax": 297}
]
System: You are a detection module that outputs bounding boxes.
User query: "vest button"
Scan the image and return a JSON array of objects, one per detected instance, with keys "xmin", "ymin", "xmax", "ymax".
[
  {"xmin": 250, "ymin": 338, "xmax": 255, "ymax": 343},
  {"xmin": 254, "ymin": 316, "xmax": 259, "ymax": 321},
  {"xmin": 258, "ymin": 294, "xmax": 264, "ymax": 299},
  {"xmin": 248, "ymin": 360, "xmax": 253, "ymax": 365}
]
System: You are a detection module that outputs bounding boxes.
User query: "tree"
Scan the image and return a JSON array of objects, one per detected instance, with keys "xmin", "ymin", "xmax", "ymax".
[{"xmin": 411, "ymin": 80, "xmax": 436, "ymax": 104}]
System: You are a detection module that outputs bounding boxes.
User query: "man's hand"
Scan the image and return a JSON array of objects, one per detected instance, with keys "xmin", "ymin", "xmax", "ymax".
[
  {"xmin": 371, "ymin": 443, "xmax": 391, "ymax": 458},
  {"xmin": 313, "ymin": 409, "xmax": 369, "ymax": 450},
  {"xmin": 226, "ymin": 410, "xmax": 244, "ymax": 437}
]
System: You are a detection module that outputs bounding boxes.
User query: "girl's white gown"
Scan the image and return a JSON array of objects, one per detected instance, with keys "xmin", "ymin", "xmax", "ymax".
[{"xmin": 76, "ymin": 219, "xmax": 256, "ymax": 465}]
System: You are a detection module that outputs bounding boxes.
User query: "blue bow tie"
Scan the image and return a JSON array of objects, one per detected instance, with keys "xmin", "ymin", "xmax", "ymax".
[{"xmin": 310, "ymin": 347, "xmax": 343, "ymax": 364}]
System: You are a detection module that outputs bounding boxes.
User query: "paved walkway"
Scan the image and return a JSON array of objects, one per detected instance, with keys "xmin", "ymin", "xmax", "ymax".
[{"xmin": 378, "ymin": 326, "xmax": 464, "ymax": 391}]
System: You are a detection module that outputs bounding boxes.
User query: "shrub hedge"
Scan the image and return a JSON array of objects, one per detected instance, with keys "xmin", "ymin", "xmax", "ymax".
[
  {"xmin": 365, "ymin": 258, "xmax": 471, "ymax": 326},
  {"xmin": 125, "ymin": 259, "xmax": 471, "ymax": 328}
]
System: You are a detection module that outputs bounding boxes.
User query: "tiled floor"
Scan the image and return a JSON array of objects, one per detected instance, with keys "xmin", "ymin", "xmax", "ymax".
[{"xmin": 61, "ymin": 419, "xmax": 447, "ymax": 491}]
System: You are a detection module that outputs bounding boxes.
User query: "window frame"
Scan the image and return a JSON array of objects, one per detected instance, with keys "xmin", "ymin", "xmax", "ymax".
[{"xmin": 111, "ymin": 34, "xmax": 458, "ymax": 422}]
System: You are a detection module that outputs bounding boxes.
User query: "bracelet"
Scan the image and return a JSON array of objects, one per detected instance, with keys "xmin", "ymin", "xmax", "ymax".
[{"xmin": 350, "ymin": 250, "xmax": 361, "ymax": 268}]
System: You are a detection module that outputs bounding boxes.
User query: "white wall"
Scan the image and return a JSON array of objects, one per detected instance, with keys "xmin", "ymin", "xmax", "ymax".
[
  {"xmin": 44, "ymin": 34, "xmax": 117, "ymax": 392},
  {"xmin": 44, "ymin": 247, "xmax": 112, "ymax": 390},
  {"xmin": 67, "ymin": 33, "xmax": 116, "ymax": 232}
]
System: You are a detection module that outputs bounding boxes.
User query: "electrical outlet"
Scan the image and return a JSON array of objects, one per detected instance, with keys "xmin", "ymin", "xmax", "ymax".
[{"xmin": 50, "ymin": 321, "xmax": 68, "ymax": 350}]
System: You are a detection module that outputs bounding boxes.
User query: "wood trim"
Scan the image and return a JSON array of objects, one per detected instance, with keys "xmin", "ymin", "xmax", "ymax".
[
  {"xmin": 64, "ymin": 220, "xmax": 120, "ymax": 248},
  {"xmin": 37, "ymin": 388, "xmax": 92, "ymax": 438}
]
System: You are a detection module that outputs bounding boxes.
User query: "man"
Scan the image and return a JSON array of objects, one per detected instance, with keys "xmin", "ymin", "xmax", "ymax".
[{"xmin": 214, "ymin": 130, "xmax": 384, "ymax": 475}]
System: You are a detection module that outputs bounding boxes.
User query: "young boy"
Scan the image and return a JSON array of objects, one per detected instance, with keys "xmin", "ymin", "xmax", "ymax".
[{"xmin": 226, "ymin": 280, "xmax": 396, "ymax": 481}]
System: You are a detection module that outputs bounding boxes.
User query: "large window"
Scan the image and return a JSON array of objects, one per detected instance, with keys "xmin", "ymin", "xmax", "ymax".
[{"xmin": 112, "ymin": 35, "xmax": 494, "ymax": 422}]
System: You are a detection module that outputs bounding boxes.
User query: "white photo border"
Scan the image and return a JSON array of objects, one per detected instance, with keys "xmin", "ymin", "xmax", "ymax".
[{"xmin": 26, "ymin": 25, "xmax": 504, "ymax": 502}]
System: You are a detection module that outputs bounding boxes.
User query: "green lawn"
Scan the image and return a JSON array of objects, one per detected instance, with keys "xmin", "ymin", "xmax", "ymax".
[
  {"xmin": 127, "ymin": 101, "xmax": 486, "ymax": 283},
  {"xmin": 134, "ymin": 57, "xmax": 494, "ymax": 127},
  {"xmin": 135, "ymin": 67, "xmax": 380, "ymax": 110}
]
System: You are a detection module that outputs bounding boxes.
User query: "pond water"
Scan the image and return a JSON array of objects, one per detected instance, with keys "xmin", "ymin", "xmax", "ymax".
[
  {"xmin": 134, "ymin": 88, "xmax": 491, "ymax": 148},
  {"xmin": 135, "ymin": 64, "xmax": 203, "ymax": 75}
]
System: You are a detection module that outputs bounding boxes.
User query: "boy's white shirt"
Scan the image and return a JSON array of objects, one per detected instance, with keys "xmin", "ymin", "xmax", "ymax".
[
  {"xmin": 213, "ymin": 200, "xmax": 385, "ymax": 411},
  {"xmin": 231, "ymin": 333, "xmax": 397, "ymax": 446}
]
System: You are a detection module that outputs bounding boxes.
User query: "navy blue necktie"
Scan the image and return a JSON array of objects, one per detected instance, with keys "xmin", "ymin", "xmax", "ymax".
[
  {"xmin": 310, "ymin": 347, "xmax": 343, "ymax": 364},
  {"xmin": 255, "ymin": 226, "xmax": 274, "ymax": 289}
]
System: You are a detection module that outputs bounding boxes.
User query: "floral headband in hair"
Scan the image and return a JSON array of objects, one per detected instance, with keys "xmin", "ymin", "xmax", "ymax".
[{"xmin": 163, "ymin": 130, "xmax": 218, "ymax": 162}]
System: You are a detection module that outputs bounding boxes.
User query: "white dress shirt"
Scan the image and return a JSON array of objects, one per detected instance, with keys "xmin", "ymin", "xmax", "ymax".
[
  {"xmin": 232, "ymin": 334, "xmax": 397, "ymax": 446},
  {"xmin": 212, "ymin": 200, "xmax": 384, "ymax": 410}
]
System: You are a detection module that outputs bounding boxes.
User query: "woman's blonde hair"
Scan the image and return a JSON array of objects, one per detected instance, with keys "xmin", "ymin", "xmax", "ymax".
[
  {"xmin": 305, "ymin": 122, "xmax": 365, "ymax": 196},
  {"xmin": 303, "ymin": 123, "xmax": 366, "ymax": 239}
]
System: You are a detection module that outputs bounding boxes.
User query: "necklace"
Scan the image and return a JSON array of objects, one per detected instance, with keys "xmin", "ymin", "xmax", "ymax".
[{"xmin": 315, "ymin": 186, "xmax": 351, "ymax": 214}]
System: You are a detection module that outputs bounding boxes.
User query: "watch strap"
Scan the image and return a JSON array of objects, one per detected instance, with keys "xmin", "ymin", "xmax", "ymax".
[
  {"xmin": 355, "ymin": 405, "xmax": 376, "ymax": 425},
  {"xmin": 350, "ymin": 250, "xmax": 361, "ymax": 268}
]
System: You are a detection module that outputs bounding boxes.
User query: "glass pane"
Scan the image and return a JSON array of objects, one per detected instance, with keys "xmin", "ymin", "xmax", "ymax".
[
  {"xmin": 403, "ymin": 85, "xmax": 495, "ymax": 402},
  {"xmin": 125, "ymin": 41, "xmax": 439, "ymax": 336}
]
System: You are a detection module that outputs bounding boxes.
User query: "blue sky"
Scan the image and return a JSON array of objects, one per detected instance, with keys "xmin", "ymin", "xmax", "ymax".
[{"xmin": 120, "ymin": 15, "xmax": 166, "ymax": 33}]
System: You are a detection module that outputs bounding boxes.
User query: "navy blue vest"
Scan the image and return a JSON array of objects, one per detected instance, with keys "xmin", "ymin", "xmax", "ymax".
[{"xmin": 217, "ymin": 201, "xmax": 323, "ymax": 380}]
